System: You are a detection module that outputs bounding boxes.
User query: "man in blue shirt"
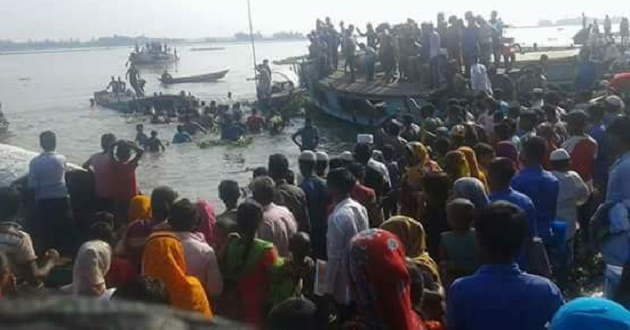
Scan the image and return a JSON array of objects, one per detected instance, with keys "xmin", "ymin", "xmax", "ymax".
[
  {"xmin": 588, "ymin": 105, "xmax": 612, "ymax": 200},
  {"xmin": 447, "ymin": 202, "xmax": 564, "ymax": 330},
  {"xmin": 488, "ymin": 157, "xmax": 537, "ymax": 237},
  {"xmin": 512, "ymin": 136, "xmax": 559, "ymax": 241},
  {"xmin": 172, "ymin": 125, "xmax": 193, "ymax": 144},
  {"xmin": 605, "ymin": 116, "xmax": 630, "ymax": 203},
  {"xmin": 298, "ymin": 151, "xmax": 331, "ymax": 260}
]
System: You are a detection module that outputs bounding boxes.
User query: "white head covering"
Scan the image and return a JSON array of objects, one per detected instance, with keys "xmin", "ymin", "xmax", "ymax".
[
  {"xmin": 316, "ymin": 151, "xmax": 329, "ymax": 162},
  {"xmin": 72, "ymin": 240, "xmax": 111, "ymax": 296},
  {"xmin": 299, "ymin": 150, "xmax": 316, "ymax": 162}
]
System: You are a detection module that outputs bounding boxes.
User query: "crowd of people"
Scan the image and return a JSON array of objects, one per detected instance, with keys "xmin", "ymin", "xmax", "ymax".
[{"xmin": 3, "ymin": 10, "xmax": 630, "ymax": 330}]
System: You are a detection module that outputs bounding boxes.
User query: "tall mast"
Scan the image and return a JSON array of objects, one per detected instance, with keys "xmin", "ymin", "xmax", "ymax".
[{"xmin": 247, "ymin": 0, "xmax": 258, "ymax": 89}]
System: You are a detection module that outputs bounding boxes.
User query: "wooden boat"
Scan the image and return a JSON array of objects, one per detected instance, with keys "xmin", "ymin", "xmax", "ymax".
[
  {"xmin": 190, "ymin": 47, "xmax": 225, "ymax": 52},
  {"xmin": 92, "ymin": 90, "xmax": 201, "ymax": 114},
  {"xmin": 159, "ymin": 69, "xmax": 230, "ymax": 84}
]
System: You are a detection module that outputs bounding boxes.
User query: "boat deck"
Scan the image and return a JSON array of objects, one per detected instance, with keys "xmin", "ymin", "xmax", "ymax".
[{"xmin": 319, "ymin": 71, "xmax": 431, "ymax": 98}]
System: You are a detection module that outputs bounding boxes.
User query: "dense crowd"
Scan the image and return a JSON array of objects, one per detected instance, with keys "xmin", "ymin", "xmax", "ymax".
[{"xmin": 3, "ymin": 10, "xmax": 630, "ymax": 330}]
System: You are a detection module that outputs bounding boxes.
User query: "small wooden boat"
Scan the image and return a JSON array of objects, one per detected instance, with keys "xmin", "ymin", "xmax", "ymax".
[
  {"xmin": 92, "ymin": 90, "xmax": 202, "ymax": 114},
  {"xmin": 159, "ymin": 69, "xmax": 230, "ymax": 84},
  {"xmin": 190, "ymin": 47, "xmax": 226, "ymax": 52}
]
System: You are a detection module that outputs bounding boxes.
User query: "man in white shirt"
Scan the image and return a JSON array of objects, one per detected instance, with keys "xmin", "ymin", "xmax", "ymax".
[
  {"xmin": 28, "ymin": 131, "xmax": 72, "ymax": 255},
  {"xmin": 251, "ymin": 176, "xmax": 298, "ymax": 258},
  {"xmin": 325, "ymin": 168, "xmax": 369, "ymax": 322},
  {"xmin": 169, "ymin": 199, "xmax": 223, "ymax": 298},
  {"xmin": 470, "ymin": 60, "xmax": 492, "ymax": 96}
]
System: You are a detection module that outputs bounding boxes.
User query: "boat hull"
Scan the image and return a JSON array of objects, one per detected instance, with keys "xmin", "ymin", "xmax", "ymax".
[
  {"xmin": 93, "ymin": 91, "xmax": 200, "ymax": 114},
  {"xmin": 159, "ymin": 69, "xmax": 229, "ymax": 84},
  {"xmin": 129, "ymin": 52, "xmax": 178, "ymax": 65}
]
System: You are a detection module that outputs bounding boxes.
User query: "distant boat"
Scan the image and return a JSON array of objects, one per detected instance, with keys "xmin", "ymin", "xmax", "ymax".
[
  {"xmin": 129, "ymin": 42, "xmax": 179, "ymax": 65},
  {"xmin": 159, "ymin": 69, "xmax": 229, "ymax": 84},
  {"xmin": 190, "ymin": 47, "xmax": 226, "ymax": 52}
]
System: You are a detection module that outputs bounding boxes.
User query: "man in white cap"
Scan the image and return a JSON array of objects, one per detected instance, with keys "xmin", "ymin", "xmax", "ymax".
[
  {"xmin": 549, "ymin": 148, "xmax": 589, "ymax": 278},
  {"xmin": 315, "ymin": 151, "xmax": 329, "ymax": 178},
  {"xmin": 298, "ymin": 151, "xmax": 330, "ymax": 260}
]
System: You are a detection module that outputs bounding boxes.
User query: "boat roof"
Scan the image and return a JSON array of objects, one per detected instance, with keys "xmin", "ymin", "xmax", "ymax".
[{"xmin": 318, "ymin": 71, "xmax": 431, "ymax": 98}]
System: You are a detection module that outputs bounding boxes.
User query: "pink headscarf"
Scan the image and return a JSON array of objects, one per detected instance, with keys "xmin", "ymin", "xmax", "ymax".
[{"xmin": 196, "ymin": 200, "xmax": 216, "ymax": 246}]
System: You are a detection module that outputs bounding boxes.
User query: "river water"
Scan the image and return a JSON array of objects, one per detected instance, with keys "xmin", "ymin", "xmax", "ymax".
[{"xmin": 0, "ymin": 26, "xmax": 582, "ymax": 207}]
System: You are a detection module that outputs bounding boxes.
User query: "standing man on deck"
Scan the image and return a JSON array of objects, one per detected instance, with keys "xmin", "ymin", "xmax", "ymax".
[
  {"xmin": 292, "ymin": 117, "xmax": 320, "ymax": 151},
  {"xmin": 604, "ymin": 15, "xmax": 612, "ymax": 37},
  {"xmin": 462, "ymin": 12, "xmax": 480, "ymax": 77},
  {"xmin": 326, "ymin": 18, "xmax": 340, "ymax": 71},
  {"xmin": 28, "ymin": 131, "xmax": 72, "ymax": 255},
  {"xmin": 343, "ymin": 25, "xmax": 357, "ymax": 83},
  {"xmin": 126, "ymin": 64, "xmax": 141, "ymax": 97},
  {"xmin": 426, "ymin": 23, "xmax": 442, "ymax": 89}
]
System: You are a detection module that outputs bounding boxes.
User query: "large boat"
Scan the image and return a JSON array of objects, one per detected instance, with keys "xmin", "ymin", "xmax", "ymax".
[
  {"xmin": 159, "ymin": 69, "xmax": 229, "ymax": 84},
  {"xmin": 190, "ymin": 47, "xmax": 225, "ymax": 52},
  {"xmin": 92, "ymin": 90, "xmax": 201, "ymax": 114},
  {"xmin": 129, "ymin": 42, "xmax": 179, "ymax": 65}
]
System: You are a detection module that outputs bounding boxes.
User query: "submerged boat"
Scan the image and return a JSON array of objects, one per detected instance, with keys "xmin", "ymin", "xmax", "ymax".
[
  {"xmin": 300, "ymin": 61, "xmax": 428, "ymax": 128},
  {"xmin": 190, "ymin": 47, "xmax": 225, "ymax": 52},
  {"xmin": 159, "ymin": 69, "xmax": 229, "ymax": 84},
  {"xmin": 198, "ymin": 136, "xmax": 254, "ymax": 149},
  {"xmin": 92, "ymin": 90, "xmax": 201, "ymax": 114}
]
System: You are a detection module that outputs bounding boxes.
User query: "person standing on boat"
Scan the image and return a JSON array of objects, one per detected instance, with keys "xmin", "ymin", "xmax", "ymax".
[
  {"xmin": 359, "ymin": 43, "xmax": 376, "ymax": 81},
  {"xmin": 117, "ymin": 77, "xmax": 126, "ymax": 93},
  {"xmin": 446, "ymin": 17, "xmax": 463, "ymax": 73},
  {"xmin": 462, "ymin": 13, "xmax": 480, "ymax": 78},
  {"xmin": 255, "ymin": 64, "xmax": 272, "ymax": 101},
  {"xmin": 106, "ymin": 76, "xmax": 118, "ymax": 94},
  {"xmin": 604, "ymin": 15, "xmax": 612, "ymax": 38},
  {"xmin": 357, "ymin": 23, "xmax": 378, "ymax": 50},
  {"xmin": 343, "ymin": 25, "xmax": 357, "ymax": 83},
  {"xmin": 326, "ymin": 17, "xmax": 340, "ymax": 71},
  {"xmin": 126, "ymin": 64, "xmax": 141, "ymax": 97},
  {"xmin": 292, "ymin": 117, "xmax": 319, "ymax": 151},
  {"xmin": 425, "ymin": 23, "xmax": 441, "ymax": 89}
]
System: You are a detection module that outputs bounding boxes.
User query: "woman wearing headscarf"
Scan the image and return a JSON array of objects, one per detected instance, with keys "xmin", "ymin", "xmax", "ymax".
[
  {"xmin": 142, "ymin": 231, "xmax": 212, "ymax": 318},
  {"xmin": 443, "ymin": 150, "xmax": 471, "ymax": 182},
  {"xmin": 400, "ymin": 142, "xmax": 441, "ymax": 219},
  {"xmin": 453, "ymin": 177, "xmax": 490, "ymax": 209},
  {"xmin": 196, "ymin": 200, "xmax": 216, "ymax": 245},
  {"xmin": 219, "ymin": 202, "xmax": 284, "ymax": 329},
  {"xmin": 457, "ymin": 146, "xmax": 488, "ymax": 189},
  {"xmin": 495, "ymin": 141, "xmax": 519, "ymax": 169},
  {"xmin": 380, "ymin": 216, "xmax": 440, "ymax": 283},
  {"xmin": 71, "ymin": 222, "xmax": 113, "ymax": 298},
  {"xmin": 347, "ymin": 229, "xmax": 429, "ymax": 330},
  {"xmin": 127, "ymin": 195, "xmax": 151, "ymax": 224}
]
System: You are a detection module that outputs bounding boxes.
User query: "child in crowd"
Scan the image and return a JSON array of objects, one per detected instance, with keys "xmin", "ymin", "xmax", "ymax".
[
  {"xmin": 145, "ymin": 130, "xmax": 165, "ymax": 152},
  {"xmin": 440, "ymin": 198, "xmax": 479, "ymax": 287},
  {"xmin": 287, "ymin": 232, "xmax": 315, "ymax": 298}
]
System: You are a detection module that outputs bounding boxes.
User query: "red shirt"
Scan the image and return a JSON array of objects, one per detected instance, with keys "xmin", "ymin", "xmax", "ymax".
[
  {"xmin": 90, "ymin": 153, "xmax": 114, "ymax": 199},
  {"xmin": 562, "ymin": 135, "xmax": 598, "ymax": 183},
  {"xmin": 610, "ymin": 72, "xmax": 630, "ymax": 93},
  {"xmin": 110, "ymin": 161, "xmax": 139, "ymax": 203},
  {"xmin": 246, "ymin": 115, "xmax": 265, "ymax": 134}
]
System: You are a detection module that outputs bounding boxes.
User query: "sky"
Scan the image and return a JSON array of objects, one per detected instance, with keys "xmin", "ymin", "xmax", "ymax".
[{"xmin": 0, "ymin": 0, "xmax": 625, "ymax": 41}]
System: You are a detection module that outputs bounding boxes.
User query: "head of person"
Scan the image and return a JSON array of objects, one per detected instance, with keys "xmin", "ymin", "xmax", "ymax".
[
  {"xmin": 116, "ymin": 142, "xmax": 132, "ymax": 162},
  {"xmin": 315, "ymin": 151, "xmax": 329, "ymax": 177},
  {"xmin": 549, "ymin": 297, "xmax": 630, "ymax": 330},
  {"xmin": 326, "ymin": 168, "xmax": 356, "ymax": 201},
  {"xmin": 520, "ymin": 136, "xmax": 548, "ymax": 167},
  {"xmin": 128, "ymin": 195, "xmax": 151, "ymax": 223},
  {"xmin": 380, "ymin": 216, "xmax": 428, "ymax": 259},
  {"xmin": 564, "ymin": 110, "xmax": 589, "ymax": 136},
  {"xmin": 150, "ymin": 130, "xmax": 158, "ymax": 138},
  {"xmin": 587, "ymin": 104, "xmax": 606, "ymax": 123},
  {"xmin": 88, "ymin": 221, "xmax": 115, "ymax": 245},
  {"xmin": 473, "ymin": 142, "xmax": 494, "ymax": 169},
  {"xmin": 549, "ymin": 148, "xmax": 572, "ymax": 172},
  {"xmin": 348, "ymin": 229, "xmax": 416, "ymax": 329},
  {"xmin": 168, "ymin": 199, "xmax": 200, "ymax": 233},
  {"xmin": 421, "ymin": 104, "xmax": 437, "ymax": 119},
  {"xmin": 422, "ymin": 172, "xmax": 451, "ymax": 205},
  {"xmin": 404, "ymin": 142, "xmax": 429, "ymax": 167},
  {"xmin": 73, "ymin": 239, "xmax": 112, "ymax": 296},
  {"xmin": 488, "ymin": 157, "xmax": 516, "ymax": 192},
  {"xmin": 381, "ymin": 144, "xmax": 396, "ymax": 163},
  {"xmin": 298, "ymin": 150, "xmax": 316, "ymax": 177},
  {"xmin": 607, "ymin": 116, "xmax": 630, "ymax": 155},
  {"xmin": 39, "ymin": 130, "xmax": 56, "ymax": 152},
  {"xmin": 151, "ymin": 186, "xmax": 179, "ymax": 222},
  {"xmin": 236, "ymin": 201, "xmax": 263, "ymax": 241},
  {"xmin": 289, "ymin": 232, "xmax": 311, "ymax": 263},
  {"xmin": 544, "ymin": 91, "xmax": 562, "ymax": 107},
  {"xmin": 268, "ymin": 297, "xmax": 317, "ymax": 330},
  {"xmin": 0, "ymin": 187, "xmax": 20, "ymax": 222},
  {"xmin": 218, "ymin": 180, "xmax": 240, "ymax": 209},
  {"xmin": 444, "ymin": 150, "xmax": 469, "ymax": 180},
  {"xmin": 453, "ymin": 177, "xmax": 489, "ymax": 209},
  {"xmin": 268, "ymin": 154, "xmax": 290, "ymax": 182},
  {"xmin": 111, "ymin": 76, "xmax": 115, "ymax": 81},
  {"xmin": 476, "ymin": 201, "xmax": 528, "ymax": 263},
  {"xmin": 304, "ymin": 116, "xmax": 313, "ymax": 128},
  {"xmin": 135, "ymin": 124, "xmax": 144, "ymax": 133},
  {"xmin": 543, "ymin": 105, "xmax": 559, "ymax": 123},
  {"xmin": 448, "ymin": 15, "xmax": 458, "ymax": 25},
  {"xmin": 112, "ymin": 275, "xmax": 170, "ymax": 305},
  {"xmin": 92, "ymin": 211, "xmax": 115, "ymax": 229},
  {"xmin": 252, "ymin": 166, "xmax": 268, "ymax": 179},
  {"xmin": 447, "ymin": 198, "xmax": 476, "ymax": 232},
  {"xmin": 353, "ymin": 143, "xmax": 373, "ymax": 164},
  {"xmin": 347, "ymin": 162, "xmax": 366, "ymax": 183},
  {"xmin": 251, "ymin": 176, "xmax": 276, "ymax": 206},
  {"xmin": 100, "ymin": 133, "xmax": 117, "ymax": 152},
  {"xmin": 518, "ymin": 111, "xmax": 538, "ymax": 132}
]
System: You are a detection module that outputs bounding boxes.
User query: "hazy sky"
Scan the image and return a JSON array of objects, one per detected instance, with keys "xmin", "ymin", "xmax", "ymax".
[{"xmin": 0, "ymin": 0, "xmax": 625, "ymax": 41}]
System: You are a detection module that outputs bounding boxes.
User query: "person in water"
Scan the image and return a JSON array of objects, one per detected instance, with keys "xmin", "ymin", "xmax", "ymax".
[
  {"xmin": 292, "ymin": 117, "xmax": 319, "ymax": 151},
  {"xmin": 161, "ymin": 70, "xmax": 172, "ymax": 82},
  {"xmin": 220, "ymin": 118, "xmax": 245, "ymax": 142},
  {"xmin": 145, "ymin": 131, "xmax": 165, "ymax": 152},
  {"xmin": 172, "ymin": 125, "xmax": 193, "ymax": 144},
  {"xmin": 135, "ymin": 124, "xmax": 148, "ymax": 148},
  {"xmin": 246, "ymin": 108, "xmax": 265, "ymax": 134}
]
